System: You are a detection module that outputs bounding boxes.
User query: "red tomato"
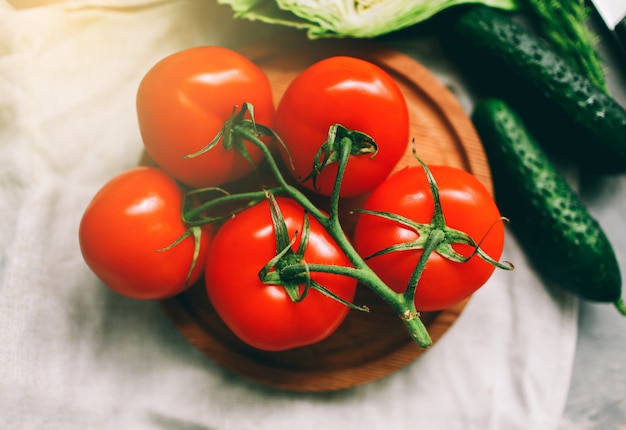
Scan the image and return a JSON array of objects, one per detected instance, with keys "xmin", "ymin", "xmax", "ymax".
[
  {"xmin": 205, "ymin": 197, "xmax": 357, "ymax": 351},
  {"xmin": 273, "ymin": 56, "xmax": 409, "ymax": 198},
  {"xmin": 79, "ymin": 167, "xmax": 211, "ymax": 300},
  {"xmin": 136, "ymin": 46, "xmax": 274, "ymax": 188},
  {"xmin": 353, "ymin": 165, "xmax": 505, "ymax": 311}
]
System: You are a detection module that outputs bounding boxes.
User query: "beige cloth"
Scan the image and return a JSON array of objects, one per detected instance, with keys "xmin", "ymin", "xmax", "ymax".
[{"xmin": 0, "ymin": 1, "xmax": 585, "ymax": 429}]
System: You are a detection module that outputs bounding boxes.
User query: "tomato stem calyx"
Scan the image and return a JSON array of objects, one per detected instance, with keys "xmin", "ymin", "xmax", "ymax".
[
  {"xmin": 183, "ymin": 102, "xmax": 276, "ymax": 172},
  {"xmin": 302, "ymin": 124, "xmax": 377, "ymax": 192},
  {"xmin": 256, "ymin": 193, "xmax": 365, "ymax": 311}
]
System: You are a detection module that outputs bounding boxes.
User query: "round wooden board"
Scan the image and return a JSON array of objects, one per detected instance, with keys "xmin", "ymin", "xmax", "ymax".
[{"xmin": 160, "ymin": 35, "xmax": 492, "ymax": 392}]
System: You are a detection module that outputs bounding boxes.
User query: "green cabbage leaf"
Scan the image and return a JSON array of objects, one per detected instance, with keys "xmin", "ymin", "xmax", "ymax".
[{"xmin": 217, "ymin": 0, "xmax": 519, "ymax": 38}]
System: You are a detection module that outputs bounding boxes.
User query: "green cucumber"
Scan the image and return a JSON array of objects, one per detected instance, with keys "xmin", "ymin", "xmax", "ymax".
[
  {"xmin": 441, "ymin": 5, "xmax": 626, "ymax": 173},
  {"xmin": 472, "ymin": 98, "xmax": 624, "ymax": 312}
]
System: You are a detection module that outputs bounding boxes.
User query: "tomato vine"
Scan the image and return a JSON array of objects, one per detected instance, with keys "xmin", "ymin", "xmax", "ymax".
[{"xmin": 183, "ymin": 103, "xmax": 512, "ymax": 348}]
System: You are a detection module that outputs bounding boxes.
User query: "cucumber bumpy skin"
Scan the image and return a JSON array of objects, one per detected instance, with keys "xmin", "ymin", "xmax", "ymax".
[
  {"xmin": 472, "ymin": 98, "xmax": 624, "ymax": 312},
  {"xmin": 443, "ymin": 5, "xmax": 626, "ymax": 173}
]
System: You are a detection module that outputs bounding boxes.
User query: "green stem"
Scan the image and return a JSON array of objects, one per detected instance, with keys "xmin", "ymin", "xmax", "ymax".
[
  {"xmin": 327, "ymin": 136, "xmax": 351, "ymax": 221},
  {"xmin": 236, "ymin": 125, "xmax": 329, "ymax": 223},
  {"xmin": 184, "ymin": 187, "xmax": 284, "ymax": 225},
  {"xmin": 280, "ymin": 263, "xmax": 431, "ymax": 347},
  {"xmin": 405, "ymin": 229, "xmax": 445, "ymax": 303}
]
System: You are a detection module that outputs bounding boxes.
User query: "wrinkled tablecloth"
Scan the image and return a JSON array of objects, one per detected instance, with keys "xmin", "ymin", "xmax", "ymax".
[{"xmin": 1, "ymin": 1, "xmax": 623, "ymax": 429}]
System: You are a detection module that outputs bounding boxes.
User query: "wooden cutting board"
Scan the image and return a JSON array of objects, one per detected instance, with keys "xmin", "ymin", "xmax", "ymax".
[{"xmin": 160, "ymin": 35, "xmax": 492, "ymax": 392}]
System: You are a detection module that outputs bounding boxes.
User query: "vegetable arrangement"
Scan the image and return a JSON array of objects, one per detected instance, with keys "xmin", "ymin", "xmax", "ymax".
[
  {"xmin": 79, "ymin": 46, "xmax": 511, "ymax": 352},
  {"xmin": 79, "ymin": 0, "xmax": 626, "ymax": 366}
]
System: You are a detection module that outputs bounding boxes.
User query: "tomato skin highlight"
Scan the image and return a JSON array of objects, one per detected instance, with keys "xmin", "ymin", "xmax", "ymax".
[
  {"xmin": 274, "ymin": 56, "xmax": 409, "ymax": 198},
  {"xmin": 79, "ymin": 167, "xmax": 211, "ymax": 300},
  {"xmin": 136, "ymin": 46, "xmax": 274, "ymax": 188},
  {"xmin": 204, "ymin": 197, "xmax": 357, "ymax": 351},
  {"xmin": 354, "ymin": 165, "xmax": 505, "ymax": 311}
]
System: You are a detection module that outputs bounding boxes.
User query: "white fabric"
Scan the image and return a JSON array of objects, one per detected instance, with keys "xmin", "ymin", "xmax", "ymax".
[{"xmin": 0, "ymin": 1, "xmax": 586, "ymax": 429}]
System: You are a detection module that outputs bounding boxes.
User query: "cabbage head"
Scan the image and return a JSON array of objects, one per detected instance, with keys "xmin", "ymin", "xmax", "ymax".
[{"xmin": 217, "ymin": 0, "xmax": 519, "ymax": 39}]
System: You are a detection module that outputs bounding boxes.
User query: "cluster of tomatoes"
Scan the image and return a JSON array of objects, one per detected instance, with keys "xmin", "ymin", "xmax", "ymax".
[{"xmin": 79, "ymin": 46, "xmax": 506, "ymax": 351}]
